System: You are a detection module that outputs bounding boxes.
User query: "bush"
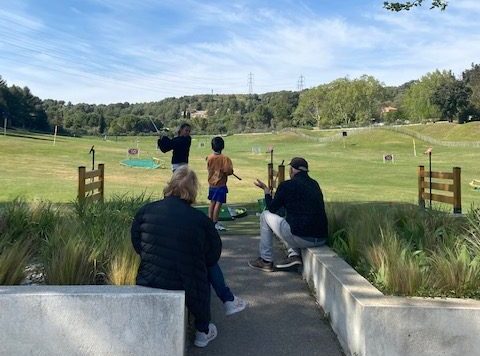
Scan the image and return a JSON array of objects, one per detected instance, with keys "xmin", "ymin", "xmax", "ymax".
[{"xmin": 328, "ymin": 202, "xmax": 479, "ymax": 299}]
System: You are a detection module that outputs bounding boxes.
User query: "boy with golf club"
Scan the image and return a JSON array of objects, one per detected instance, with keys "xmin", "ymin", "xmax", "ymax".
[{"xmin": 207, "ymin": 136, "xmax": 235, "ymax": 231}]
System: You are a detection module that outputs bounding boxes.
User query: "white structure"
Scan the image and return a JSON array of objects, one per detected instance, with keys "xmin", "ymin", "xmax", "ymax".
[
  {"xmin": 302, "ymin": 247, "xmax": 480, "ymax": 356},
  {"xmin": 0, "ymin": 286, "xmax": 185, "ymax": 356}
]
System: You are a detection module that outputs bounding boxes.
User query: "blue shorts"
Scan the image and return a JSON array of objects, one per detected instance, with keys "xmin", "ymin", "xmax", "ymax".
[{"xmin": 208, "ymin": 186, "xmax": 228, "ymax": 204}]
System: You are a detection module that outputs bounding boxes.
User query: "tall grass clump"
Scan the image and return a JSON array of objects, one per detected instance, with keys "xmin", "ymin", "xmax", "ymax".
[
  {"xmin": 428, "ymin": 245, "xmax": 480, "ymax": 298},
  {"xmin": 327, "ymin": 202, "xmax": 479, "ymax": 299},
  {"xmin": 1, "ymin": 195, "xmax": 150, "ymax": 285},
  {"xmin": 41, "ymin": 220, "xmax": 97, "ymax": 285},
  {"xmin": 107, "ymin": 235, "xmax": 140, "ymax": 285},
  {"xmin": 1, "ymin": 199, "xmax": 30, "ymax": 237},
  {"xmin": 465, "ymin": 207, "xmax": 480, "ymax": 255},
  {"xmin": 366, "ymin": 227, "xmax": 426, "ymax": 295},
  {"xmin": 71, "ymin": 194, "xmax": 150, "ymax": 278},
  {"xmin": 0, "ymin": 236, "xmax": 33, "ymax": 285},
  {"xmin": 0, "ymin": 199, "xmax": 60, "ymax": 246}
]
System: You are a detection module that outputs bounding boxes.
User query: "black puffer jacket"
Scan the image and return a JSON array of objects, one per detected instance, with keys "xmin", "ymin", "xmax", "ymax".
[{"xmin": 131, "ymin": 196, "xmax": 221, "ymax": 326}]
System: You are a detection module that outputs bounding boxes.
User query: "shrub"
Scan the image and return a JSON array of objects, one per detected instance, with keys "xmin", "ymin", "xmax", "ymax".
[
  {"xmin": 366, "ymin": 227, "xmax": 426, "ymax": 295},
  {"xmin": 0, "ymin": 236, "xmax": 33, "ymax": 285},
  {"xmin": 327, "ymin": 202, "xmax": 479, "ymax": 299},
  {"xmin": 41, "ymin": 221, "xmax": 97, "ymax": 285},
  {"xmin": 107, "ymin": 236, "xmax": 140, "ymax": 285},
  {"xmin": 428, "ymin": 244, "xmax": 480, "ymax": 298}
]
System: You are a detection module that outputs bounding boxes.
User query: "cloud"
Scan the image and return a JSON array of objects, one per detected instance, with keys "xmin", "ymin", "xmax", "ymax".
[{"xmin": 1, "ymin": 1, "xmax": 480, "ymax": 103}]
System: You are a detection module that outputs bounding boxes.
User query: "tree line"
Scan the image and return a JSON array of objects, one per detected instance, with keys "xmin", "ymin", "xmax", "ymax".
[{"xmin": 1, "ymin": 63, "xmax": 479, "ymax": 136}]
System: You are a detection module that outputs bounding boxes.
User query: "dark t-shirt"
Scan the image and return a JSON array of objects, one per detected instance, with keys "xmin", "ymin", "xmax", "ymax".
[{"xmin": 158, "ymin": 135, "xmax": 191, "ymax": 164}]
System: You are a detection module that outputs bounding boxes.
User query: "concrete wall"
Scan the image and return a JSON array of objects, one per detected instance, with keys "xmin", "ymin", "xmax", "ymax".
[
  {"xmin": 0, "ymin": 286, "xmax": 185, "ymax": 356},
  {"xmin": 303, "ymin": 246, "xmax": 480, "ymax": 356}
]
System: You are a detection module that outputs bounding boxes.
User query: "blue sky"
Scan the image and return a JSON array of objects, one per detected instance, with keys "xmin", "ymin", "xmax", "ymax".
[{"xmin": 1, "ymin": 0, "xmax": 480, "ymax": 104}]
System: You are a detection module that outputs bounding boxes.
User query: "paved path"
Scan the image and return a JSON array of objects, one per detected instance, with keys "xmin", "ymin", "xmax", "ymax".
[{"xmin": 186, "ymin": 233, "xmax": 343, "ymax": 355}]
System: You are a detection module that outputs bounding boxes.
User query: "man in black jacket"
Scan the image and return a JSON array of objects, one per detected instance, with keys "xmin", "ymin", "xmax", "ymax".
[{"xmin": 249, "ymin": 157, "xmax": 328, "ymax": 272}]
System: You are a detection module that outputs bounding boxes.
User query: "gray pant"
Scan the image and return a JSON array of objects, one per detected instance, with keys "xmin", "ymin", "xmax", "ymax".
[{"xmin": 259, "ymin": 210, "xmax": 326, "ymax": 262}]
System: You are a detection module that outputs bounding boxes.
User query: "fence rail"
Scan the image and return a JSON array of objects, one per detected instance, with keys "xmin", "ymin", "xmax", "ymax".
[
  {"xmin": 418, "ymin": 165, "xmax": 461, "ymax": 213},
  {"xmin": 78, "ymin": 164, "xmax": 104, "ymax": 203}
]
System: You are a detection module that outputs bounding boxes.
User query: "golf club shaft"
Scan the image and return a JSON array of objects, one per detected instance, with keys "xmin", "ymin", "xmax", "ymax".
[
  {"xmin": 233, "ymin": 173, "xmax": 242, "ymax": 180},
  {"xmin": 149, "ymin": 117, "xmax": 160, "ymax": 133}
]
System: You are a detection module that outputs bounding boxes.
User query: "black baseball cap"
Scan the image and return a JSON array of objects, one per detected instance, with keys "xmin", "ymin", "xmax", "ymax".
[{"xmin": 289, "ymin": 157, "xmax": 309, "ymax": 172}]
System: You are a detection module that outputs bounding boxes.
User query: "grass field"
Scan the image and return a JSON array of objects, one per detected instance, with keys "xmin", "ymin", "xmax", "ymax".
[
  {"xmin": 1, "ymin": 123, "xmax": 480, "ymax": 210},
  {"xmin": 406, "ymin": 121, "xmax": 480, "ymax": 141}
]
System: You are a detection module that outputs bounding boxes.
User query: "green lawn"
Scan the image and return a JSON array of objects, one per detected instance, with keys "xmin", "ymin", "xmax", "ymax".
[
  {"xmin": 1, "ymin": 125, "xmax": 480, "ymax": 210},
  {"xmin": 400, "ymin": 121, "xmax": 480, "ymax": 142}
]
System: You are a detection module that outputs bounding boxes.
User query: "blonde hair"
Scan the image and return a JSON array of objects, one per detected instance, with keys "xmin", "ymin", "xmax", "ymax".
[{"xmin": 163, "ymin": 166, "xmax": 199, "ymax": 204}]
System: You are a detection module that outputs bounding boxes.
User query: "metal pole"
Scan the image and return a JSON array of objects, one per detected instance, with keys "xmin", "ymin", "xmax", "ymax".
[
  {"xmin": 429, "ymin": 152, "xmax": 432, "ymax": 209},
  {"xmin": 89, "ymin": 146, "xmax": 95, "ymax": 170}
]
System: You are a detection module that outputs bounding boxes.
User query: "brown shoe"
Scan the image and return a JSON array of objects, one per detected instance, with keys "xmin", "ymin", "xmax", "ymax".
[{"xmin": 248, "ymin": 257, "xmax": 274, "ymax": 272}]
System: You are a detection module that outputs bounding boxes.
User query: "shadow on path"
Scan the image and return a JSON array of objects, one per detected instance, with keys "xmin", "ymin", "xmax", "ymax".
[{"xmin": 186, "ymin": 232, "xmax": 344, "ymax": 355}]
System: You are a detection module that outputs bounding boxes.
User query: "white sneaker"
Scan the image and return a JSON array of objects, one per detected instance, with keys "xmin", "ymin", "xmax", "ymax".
[
  {"xmin": 215, "ymin": 222, "xmax": 227, "ymax": 231},
  {"xmin": 224, "ymin": 296, "xmax": 247, "ymax": 316},
  {"xmin": 194, "ymin": 323, "xmax": 217, "ymax": 347}
]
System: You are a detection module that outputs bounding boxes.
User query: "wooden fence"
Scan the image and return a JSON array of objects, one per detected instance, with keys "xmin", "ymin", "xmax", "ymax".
[
  {"xmin": 267, "ymin": 163, "xmax": 285, "ymax": 193},
  {"xmin": 78, "ymin": 164, "xmax": 104, "ymax": 204},
  {"xmin": 417, "ymin": 165, "xmax": 461, "ymax": 214}
]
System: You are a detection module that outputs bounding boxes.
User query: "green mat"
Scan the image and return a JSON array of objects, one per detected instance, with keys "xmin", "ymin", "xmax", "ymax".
[
  {"xmin": 195, "ymin": 205, "xmax": 248, "ymax": 221},
  {"xmin": 120, "ymin": 158, "xmax": 162, "ymax": 169}
]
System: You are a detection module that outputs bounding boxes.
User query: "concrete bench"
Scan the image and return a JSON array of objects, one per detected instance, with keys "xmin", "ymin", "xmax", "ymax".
[
  {"xmin": 0, "ymin": 286, "xmax": 185, "ymax": 356},
  {"xmin": 302, "ymin": 246, "xmax": 480, "ymax": 356}
]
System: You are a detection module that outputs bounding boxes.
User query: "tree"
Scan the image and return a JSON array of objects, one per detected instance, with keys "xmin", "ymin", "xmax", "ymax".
[
  {"xmin": 431, "ymin": 80, "xmax": 471, "ymax": 122},
  {"xmin": 0, "ymin": 75, "xmax": 8, "ymax": 118},
  {"xmin": 401, "ymin": 70, "xmax": 454, "ymax": 122},
  {"xmin": 462, "ymin": 63, "xmax": 480, "ymax": 115},
  {"xmin": 384, "ymin": 0, "xmax": 448, "ymax": 11},
  {"xmin": 294, "ymin": 76, "xmax": 384, "ymax": 128}
]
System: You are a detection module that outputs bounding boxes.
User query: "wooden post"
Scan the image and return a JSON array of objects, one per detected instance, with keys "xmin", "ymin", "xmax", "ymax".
[
  {"xmin": 78, "ymin": 166, "xmax": 86, "ymax": 203},
  {"xmin": 53, "ymin": 125, "xmax": 58, "ymax": 145},
  {"xmin": 99, "ymin": 163, "xmax": 105, "ymax": 203},
  {"xmin": 418, "ymin": 165, "xmax": 425, "ymax": 209},
  {"xmin": 267, "ymin": 163, "xmax": 273, "ymax": 191},
  {"xmin": 278, "ymin": 164, "xmax": 285, "ymax": 185},
  {"xmin": 453, "ymin": 167, "xmax": 461, "ymax": 214}
]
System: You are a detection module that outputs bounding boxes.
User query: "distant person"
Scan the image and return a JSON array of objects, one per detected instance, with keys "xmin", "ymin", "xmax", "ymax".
[
  {"xmin": 249, "ymin": 157, "xmax": 328, "ymax": 272},
  {"xmin": 158, "ymin": 123, "xmax": 191, "ymax": 171},
  {"xmin": 207, "ymin": 136, "xmax": 234, "ymax": 231},
  {"xmin": 131, "ymin": 166, "xmax": 246, "ymax": 348}
]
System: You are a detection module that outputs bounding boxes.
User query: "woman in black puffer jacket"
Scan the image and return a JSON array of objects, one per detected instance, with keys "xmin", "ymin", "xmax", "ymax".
[{"xmin": 131, "ymin": 166, "xmax": 245, "ymax": 347}]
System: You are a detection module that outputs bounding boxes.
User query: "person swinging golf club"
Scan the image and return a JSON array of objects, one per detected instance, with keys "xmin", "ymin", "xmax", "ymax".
[
  {"xmin": 249, "ymin": 157, "xmax": 328, "ymax": 272},
  {"xmin": 158, "ymin": 123, "xmax": 191, "ymax": 172}
]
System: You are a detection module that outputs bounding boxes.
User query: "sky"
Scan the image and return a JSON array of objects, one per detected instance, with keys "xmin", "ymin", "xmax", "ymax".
[{"xmin": 1, "ymin": 0, "xmax": 480, "ymax": 104}]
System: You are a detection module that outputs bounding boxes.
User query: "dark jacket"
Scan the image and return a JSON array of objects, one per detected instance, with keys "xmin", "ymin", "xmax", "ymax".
[
  {"xmin": 158, "ymin": 136, "xmax": 191, "ymax": 164},
  {"xmin": 265, "ymin": 171, "xmax": 328, "ymax": 240},
  {"xmin": 131, "ymin": 196, "xmax": 221, "ymax": 325}
]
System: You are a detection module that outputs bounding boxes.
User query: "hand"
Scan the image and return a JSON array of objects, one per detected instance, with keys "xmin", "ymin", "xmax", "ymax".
[{"xmin": 254, "ymin": 179, "xmax": 271, "ymax": 194}]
